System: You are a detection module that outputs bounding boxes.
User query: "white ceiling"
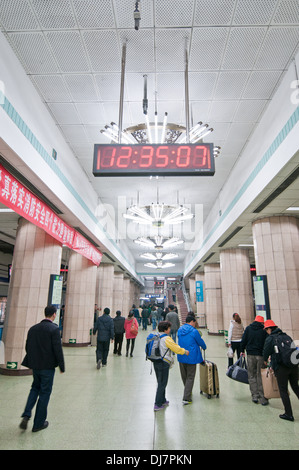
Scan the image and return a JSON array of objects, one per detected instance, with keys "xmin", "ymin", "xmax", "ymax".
[{"xmin": 0, "ymin": 0, "xmax": 299, "ymax": 279}]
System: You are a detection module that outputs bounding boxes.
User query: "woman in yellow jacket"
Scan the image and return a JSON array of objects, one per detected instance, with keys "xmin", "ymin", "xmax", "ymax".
[{"xmin": 153, "ymin": 321, "xmax": 189, "ymax": 411}]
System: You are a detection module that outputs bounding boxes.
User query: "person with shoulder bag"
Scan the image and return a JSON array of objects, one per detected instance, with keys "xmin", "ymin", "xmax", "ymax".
[{"xmin": 124, "ymin": 310, "xmax": 139, "ymax": 357}]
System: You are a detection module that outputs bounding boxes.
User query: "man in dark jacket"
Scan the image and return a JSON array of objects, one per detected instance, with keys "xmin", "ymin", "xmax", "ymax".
[
  {"xmin": 241, "ymin": 315, "xmax": 268, "ymax": 405},
  {"xmin": 93, "ymin": 307, "xmax": 114, "ymax": 369},
  {"xmin": 113, "ymin": 310, "xmax": 125, "ymax": 356},
  {"xmin": 20, "ymin": 305, "xmax": 65, "ymax": 432},
  {"xmin": 263, "ymin": 319, "xmax": 299, "ymax": 422}
]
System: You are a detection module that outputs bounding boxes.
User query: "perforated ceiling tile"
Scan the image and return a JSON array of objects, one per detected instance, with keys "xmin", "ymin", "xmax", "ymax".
[
  {"xmin": 189, "ymin": 27, "xmax": 229, "ymax": 70},
  {"xmin": 31, "ymin": 0, "xmax": 76, "ymax": 29},
  {"xmin": 194, "ymin": 0, "xmax": 235, "ymax": 25},
  {"xmin": 242, "ymin": 70, "xmax": 282, "ymax": 99},
  {"xmin": 155, "ymin": 0, "xmax": 194, "ymax": 27},
  {"xmin": 64, "ymin": 74, "xmax": 99, "ymax": 102},
  {"xmin": 155, "ymin": 28, "xmax": 192, "ymax": 71},
  {"xmin": 31, "ymin": 75, "xmax": 72, "ymax": 102},
  {"xmin": 60, "ymin": 124, "xmax": 89, "ymax": 143},
  {"xmin": 213, "ymin": 71, "xmax": 249, "ymax": 100},
  {"xmin": 76, "ymin": 103, "xmax": 106, "ymax": 125},
  {"xmin": 82, "ymin": 30, "xmax": 120, "ymax": 72},
  {"xmin": 222, "ymin": 27, "xmax": 267, "ymax": 70},
  {"xmin": 47, "ymin": 102, "xmax": 81, "ymax": 125},
  {"xmin": 7, "ymin": 32, "xmax": 58, "ymax": 73},
  {"xmin": 254, "ymin": 27, "xmax": 299, "ymax": 70},
  {"xmin": 95, "ymin": 73, "xmax": 128, "ymax": 102},
  {"xmin": 0, "ymin": 0, "xmax": 38, "ymax": 30},
  {"xmin": 233, "ymin": 0, "xmax": 277, "ymax": 25},
  {"xmin": 272, "ymin": 0, "xmax": 299, "ymax": 24},
  {"xmin": 72, "ymin": 0, "xmax": 115, "ymax": 28},
  {"xmin": 156, "ymin": 72, "xmax": 185, "ymax": 101},
  {"xmin": 118, "ymin": 29, "xmax": 155, "ymax": 72},
  {"xmin": 233, "ymin": 100, "xmax": 267, "ymax": 122},
  {"xmin": 208, "ymin": 101, "xmax": 239, "ymax": 122},
  {"xmin": 46, "ymin": 31, "xmax": 90, "ymax": 72},
  {"xmin": 189, "ymin": 72, "xmax": 218, "ymax": 100}
]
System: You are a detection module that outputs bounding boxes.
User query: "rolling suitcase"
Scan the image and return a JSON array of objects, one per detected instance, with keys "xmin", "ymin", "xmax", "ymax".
[{"xmin": 199, "ymin": 352, "xmax": 219, "ymax": 399}]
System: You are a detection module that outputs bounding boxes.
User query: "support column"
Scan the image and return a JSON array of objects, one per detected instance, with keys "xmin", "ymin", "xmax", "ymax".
[
  {"xmin": 220, "ymin": 248, "xmax": 254, "ymax": 343},
  {"xmin": 189, "ymin": 278, "xmax": 196, "ymax": 312},
  {"xmin": 252, "ymin": 216, "xmax": 299, "ymax": 339},
  {"xmin": 113, "ymin": 272, "xmax": 124, "ymax": 315},
  {"xmin": 96, "ymin": 264, "xmax": 114, "ymax": 315},
  {"xmin": 1, "ymin": 218, "xmax": 62, "ymax": 375},
  {"xmin": 63, "ymin": 251, "xmax": 97, "ymax": 346},
  {"xmin": 122, "ymin": 278, "xmax": 131, "ymax": 316},
  {"xmin": 204, "ymin": 263, "xmax": 223, "ymax": 335}
]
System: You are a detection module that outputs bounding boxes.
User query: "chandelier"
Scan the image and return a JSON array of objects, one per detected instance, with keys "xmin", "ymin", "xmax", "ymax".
[
  {"xmin": 134, "ymin": 235, "xmax": 184, "ymax": 250},
  {"xmin": 123, "ymin": 203, "xmax": 193, "ymax": 227},
  {"xmin": 144, "ymin": 260, "xmax": 176, "ymax": 270},
  {"xmin": 140, "ymin": 252, "xmax": 178, "ymax": 261}
]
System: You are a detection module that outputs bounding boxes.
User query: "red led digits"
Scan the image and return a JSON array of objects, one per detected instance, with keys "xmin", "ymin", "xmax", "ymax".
[
  {"xmin": 116, "ymin": 146, "xmax": 132, "ymax": 168},
  {"xmin": 93, "ymin": 143, "xmax": 214, "ymax": 176},
  {"xmin": 156, "ymin": 146, "xmax": 169, "ymax": 167}
]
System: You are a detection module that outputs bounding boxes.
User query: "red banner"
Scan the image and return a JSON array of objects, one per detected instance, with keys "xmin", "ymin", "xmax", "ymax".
[{"xmin": 0, "ymin": 164, "xmax": 102, "ymax": 266}]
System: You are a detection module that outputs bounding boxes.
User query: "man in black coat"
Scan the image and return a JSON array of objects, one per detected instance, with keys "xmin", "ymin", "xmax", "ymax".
[
  {"xmin": 93, "ymin": 307, "xmax": 114, "ymax": 368},
  {"xmin": 20, "ymin": 305, "xmax": 65, "ymax": 432}
]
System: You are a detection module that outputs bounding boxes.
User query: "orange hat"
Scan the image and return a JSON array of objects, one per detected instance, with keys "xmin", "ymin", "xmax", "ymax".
[
  {"xmin": 255, "ymin": 315, "xmax": 265, "ymax": 323},
  {"xmin": 264, "ymin": 319, "xmax": 277, "ymax": 329}
]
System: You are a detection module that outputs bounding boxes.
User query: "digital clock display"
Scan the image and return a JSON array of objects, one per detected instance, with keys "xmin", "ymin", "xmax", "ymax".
[{"xmin": 93, "ymin": 143, "xmax": 214, "ymax": 176}]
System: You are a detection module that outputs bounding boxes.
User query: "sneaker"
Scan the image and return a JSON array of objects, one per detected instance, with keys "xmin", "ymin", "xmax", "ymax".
[
  {"xmin": 19, "ymin": 416, "xmax": 29, "ymax": 430},
  {"xmin": 182, "ymin": 399, "xmax": 192, "ymax": 405},
  {"xmin": 162, "ymin": 401, "xmax": 169, "ymax": 407},
  {"xmin": 154, "ymin": 405, "xmax": 164, "ymax": 411},
  {"xmin": 97, "ymin": 360, "xmax": 102, "ymax": 369}
]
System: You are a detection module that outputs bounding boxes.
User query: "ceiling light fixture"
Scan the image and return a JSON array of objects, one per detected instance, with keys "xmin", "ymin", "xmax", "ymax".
[
  {"xmin": 134, "ymin": 235, "xmax": 184, "ymax": 250},
  {"xmin": 124, "ymin": 203, "xmax": 193, "ymax": 227},
  {"xmin": 140, "ymin": 252, "xmax": 178, "ymax": 260},
  {"xmin": 144, "ymin": 260, "xmax": 176, "ymax": 270}
]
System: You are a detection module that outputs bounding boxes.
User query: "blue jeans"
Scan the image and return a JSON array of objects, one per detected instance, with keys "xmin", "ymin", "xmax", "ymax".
[
  {"xmin": 153, "ymin": 360, "xmax": 170, "ymax": 407},
  {"xmin": 170, "ymin": 330, "xmax": 177, "ymax": 343},
  {"xmin": 22, "ymin": 369, "xmax": 55, "ymax": 429}
]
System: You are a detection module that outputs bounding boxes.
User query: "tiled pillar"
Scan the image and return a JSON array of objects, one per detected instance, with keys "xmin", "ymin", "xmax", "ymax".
[
  {"xmin": 220, "ymin": 248, "xmax": 254, "ymax": 342},
  {"xmin": 62, "ymin": 251, "xmax": 97, "ymax": 346},
  {"xmin": 122, "ymin": 278, "xmax": 131, "ymax": 316},
  {"xmin": 1, "ymin": 218, "xmax": 62, "ymax": 375},
  {"xmin": 113, "ymin": 272, "xmax": 124, "ymax": 315},
  {"xmin": 189, "ymin": 278, "xmax": 196, "ymax": 312},
  {"xmin": 96, "ymin": 264, "xmax": 114, "ymax": 315},
  {"xmin": 204, "ymin": 263, "xmax": 223, "ymax": 335},
  {"xmin": 252, "ymin": 216, "xmax": 299, "ymax": 339}
]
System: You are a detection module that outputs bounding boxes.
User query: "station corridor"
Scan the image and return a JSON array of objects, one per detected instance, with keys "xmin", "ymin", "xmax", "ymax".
[{"xmin": 1, "ymin": 328, "xmax": 299, "ymax": 451}]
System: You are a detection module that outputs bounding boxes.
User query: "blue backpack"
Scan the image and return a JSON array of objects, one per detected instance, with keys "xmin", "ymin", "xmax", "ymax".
[{"xmin": 145, "ymin": 333, "xmax": 168, "ymax": 362}]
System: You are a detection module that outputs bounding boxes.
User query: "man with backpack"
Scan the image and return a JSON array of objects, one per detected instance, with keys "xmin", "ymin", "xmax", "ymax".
[
  {"xmin": 263, "ymin": 319, "xmax": 299, "ymax": 422},
  {"xmin": 146, "ymin": 321, "xmax": 189, "ymax": 411}
]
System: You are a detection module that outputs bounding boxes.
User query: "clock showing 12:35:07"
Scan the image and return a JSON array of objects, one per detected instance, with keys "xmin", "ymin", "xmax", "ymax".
[{"xmin": 93, "ymin": 143, "xmax": 215, "ymax": 177}]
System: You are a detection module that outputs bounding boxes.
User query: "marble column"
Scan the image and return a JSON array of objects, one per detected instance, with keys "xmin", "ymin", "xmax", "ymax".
[
  {"xmin": 252, "ymin": 216, "xmax": 299, "ymax": 339},
  {"xmin": 220, "ymin": 248, "xmax": 254, "ymax": 342},
  {"xmin": 113, "ymin": 272, "xmax": 124, "ymax": 315},
  {"xmin": 204, "ymin": 263, "xmax": 223, "ymax": 335},
  {"xmin": 1, "ymin": 218, "xmax": 62, "ymax": 375},
  {"xmin": 96, "ymin": 264, "xmax": 114, "ymax": 315},
  {"xmin": 122, "ymin": 278, "xmax": 131, "ymax": 317},
  {"xmin": 62, "ymin": 251, "xmax": 97, "ymax": 346},
  {"xmin": 195, "ymin": 272, "xmax": 206, "ymax": 327}
]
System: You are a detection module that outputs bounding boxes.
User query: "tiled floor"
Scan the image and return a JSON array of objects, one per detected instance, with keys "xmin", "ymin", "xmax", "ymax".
[{"xmin": 1, "ymin": 328, "xmax": 299, "ymax": 450}]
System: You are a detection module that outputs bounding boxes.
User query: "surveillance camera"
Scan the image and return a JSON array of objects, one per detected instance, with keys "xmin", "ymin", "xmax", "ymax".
[{"xmin": 134, "ymin": 11, "xmax": 141, "ymax": 30}]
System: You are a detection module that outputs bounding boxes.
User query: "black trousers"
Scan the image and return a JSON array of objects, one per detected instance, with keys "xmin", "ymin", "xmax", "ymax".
[
  {"xmin": 114, "ymin": 333, "xmax": 124, "ymax": 354},
  {"xmin": 276, "ymin": 365, "xmax": 299, "ymax": 416}
]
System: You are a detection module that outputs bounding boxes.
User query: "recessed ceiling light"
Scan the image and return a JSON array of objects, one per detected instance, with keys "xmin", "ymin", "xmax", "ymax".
[{"xmin": 286, "ymin": 207, "xmax": 299, "ymax": 211}]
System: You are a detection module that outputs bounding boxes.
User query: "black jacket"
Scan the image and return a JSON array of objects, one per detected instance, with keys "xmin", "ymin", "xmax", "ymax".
[
  {"xmin": 241, "ymin": 321, "xmax": 267, "ymax": 356},
  {"xmin": 113, "ymin": 315, "xmax": 125, "ymax": 334},
  {"xmin": 22, "ymin": 319, "xmax": 65, "ymax": 372},
  {"xmin": 263, "ymin": 328, "xmax": 285, "ymax": 371},
  {"xmin": 93, "ymin": 313, "xmax": 114, "ymax": 341}
]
